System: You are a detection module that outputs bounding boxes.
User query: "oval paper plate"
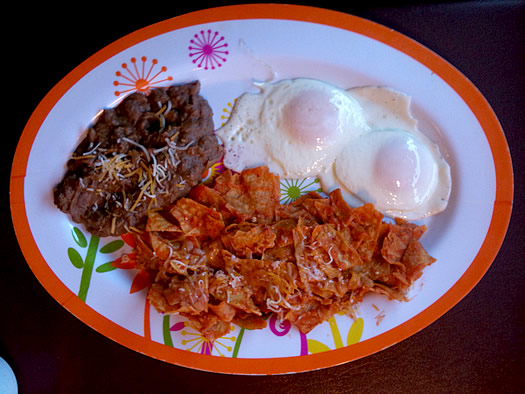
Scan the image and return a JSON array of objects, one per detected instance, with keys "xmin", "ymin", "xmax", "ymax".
[{"xmin": 10, "ymin": 4, "xmax": 513, "ymax": 375}]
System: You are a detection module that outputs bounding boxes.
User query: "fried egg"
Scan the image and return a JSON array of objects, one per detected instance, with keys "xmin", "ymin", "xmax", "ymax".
[
  {"xmin": 216, "ymin": 78, "xmax": 369, "ymax": 178},
  {"xmin": 216, "ymin": 78, "xmax": 451, "ymax": 220}
]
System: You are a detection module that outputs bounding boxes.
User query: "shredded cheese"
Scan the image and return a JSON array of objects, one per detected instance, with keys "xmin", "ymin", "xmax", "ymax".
[
  {"xmin": 155, "ymin": 104, "xmax": 167, "ymax": 116},
  {"xmin": 121, "ymin": 137, "xmax": 150, "ymax": 161},
  {"xmin": 129, "ymin": 180, "xmax": 152, "ymax": 212},
  {"xmin": 71, "ymin": 132, "xmax": 196, "ymax": 220},
  {"xmin": 110, "ymin": 216, "xmax": 117, "ymax": 234},
  {"xmin": 82, "ymin": 141, "xmax": 101, "ymax": 156}
]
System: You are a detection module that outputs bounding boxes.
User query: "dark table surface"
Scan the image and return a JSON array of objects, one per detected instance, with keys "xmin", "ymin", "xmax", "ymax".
[{"xmin": 3, "ymin": 1, "xmax": 524, "ymax": 392}]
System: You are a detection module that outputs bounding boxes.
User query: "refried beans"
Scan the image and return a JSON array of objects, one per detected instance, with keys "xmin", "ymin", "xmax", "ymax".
[{"xmin": 53, "ymin": 81, "xmax": 223, "ymax": 237}]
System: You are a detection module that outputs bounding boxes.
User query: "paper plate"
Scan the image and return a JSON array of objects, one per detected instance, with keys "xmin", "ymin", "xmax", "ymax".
[{"xmin": 10, "ymin": 4, "xmax": 513, "ymax": 375}]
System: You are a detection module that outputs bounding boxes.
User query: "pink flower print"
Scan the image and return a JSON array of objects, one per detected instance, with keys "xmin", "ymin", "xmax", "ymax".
[
  {"xmin": 269, "ymin": 314, "xmax": 291, "ymax": 337},
  {"xmin": 189, "ymin": 30, "xmax": 229, "ymax": 70}
]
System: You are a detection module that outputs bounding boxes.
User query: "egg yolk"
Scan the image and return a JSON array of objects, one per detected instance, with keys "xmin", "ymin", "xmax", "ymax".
[{"xmin": 282, "ymin": 89, "xmax": 340, "ymax": 147}]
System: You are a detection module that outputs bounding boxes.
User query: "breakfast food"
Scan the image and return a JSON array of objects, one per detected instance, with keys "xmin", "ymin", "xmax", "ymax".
[
  {"xmin": 52, "ymin": 75, "xmax": 444, "ymax": 342},
  {"xmin": 216, "ymin": 78, "xmax": 451, "ymax": 220},
  {"xmin": 132, "ymin": 165, "xmax": 436, "ymax": 340},
  {"xmin": 53, "ymin": 81, "xmax": 223, "ymax": 236}
]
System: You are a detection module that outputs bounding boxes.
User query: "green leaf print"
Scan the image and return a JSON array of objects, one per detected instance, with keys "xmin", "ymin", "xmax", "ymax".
[
  {"xmin": 95, "ymin": 261, "xmax": 118, "ymax": 273},
  {"xmin": 77, "ymin": 235, "xmax": 100, "ymax": 302},
  {"xmin": 163, "ymin": 315, "xmax": 174, "ymax": 347},
  {"xmin": 67, "ymin": 247, "xmax": 84, "ymax": 269},
  {"xmin": 99, "ymin": 240, "xmax": 125, "ymax": 254},
  {"xmin": 72, "ymin": 227, "xmax": 87, "ymax": 248},
  {"xmin": 69, "ymin": 225, "xmax": 128, "ymax": 302},
  {"xmin": 232, "ymin": 327, "xmax": 245, "ymax": 358}
]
